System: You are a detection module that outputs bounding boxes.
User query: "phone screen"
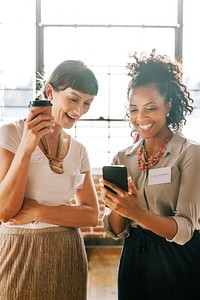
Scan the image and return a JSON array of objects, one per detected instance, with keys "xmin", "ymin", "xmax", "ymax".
[{"xmin": 102, "ymin": 165, "xmax": 128, "ymax": 193}]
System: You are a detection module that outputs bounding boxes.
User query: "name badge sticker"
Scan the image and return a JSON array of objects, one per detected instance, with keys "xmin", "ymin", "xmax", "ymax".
[
  {"xmin": 73, "ymin": 174, "xmax": 86, "ymax": 189},
  {"xmin": 148, "ymin": 167, "xmax": 171, "ymax": 185}
]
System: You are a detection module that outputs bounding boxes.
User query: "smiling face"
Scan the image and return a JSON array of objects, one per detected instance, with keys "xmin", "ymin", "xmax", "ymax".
[
  {"xmin": 128, "ymin": 84, "xmax": 172, "ymax": 140},
  {"xmin": 47, "ymin": 85, "xmax": 95, "ymax": 129}
]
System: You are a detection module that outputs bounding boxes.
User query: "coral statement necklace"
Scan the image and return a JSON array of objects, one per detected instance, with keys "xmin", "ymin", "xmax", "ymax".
[{"xmin": 137, "ymin": 140, "xmax": 169, "ymax": 170}]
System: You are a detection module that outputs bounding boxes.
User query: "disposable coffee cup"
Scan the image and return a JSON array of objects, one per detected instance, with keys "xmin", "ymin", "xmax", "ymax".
[{"xmin": 28, "ymin": 100, "xmax": 52, "ymax": 114}]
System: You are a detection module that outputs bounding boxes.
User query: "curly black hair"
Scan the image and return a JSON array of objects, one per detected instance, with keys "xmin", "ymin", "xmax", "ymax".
[{"xmin": 126, "ymin": 49, "xmax": 194, "ymax": 131}]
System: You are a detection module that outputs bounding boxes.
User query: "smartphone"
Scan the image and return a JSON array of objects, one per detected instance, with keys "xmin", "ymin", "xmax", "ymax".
[{"xmin": 102, "ymin": 165, "xmax": 128, "ymax": 193}]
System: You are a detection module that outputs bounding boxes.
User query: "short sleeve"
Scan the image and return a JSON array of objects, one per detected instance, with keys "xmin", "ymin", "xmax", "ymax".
[{"xmin": 0, "ymin": 121, "xmax": 22, "ymax": 153}]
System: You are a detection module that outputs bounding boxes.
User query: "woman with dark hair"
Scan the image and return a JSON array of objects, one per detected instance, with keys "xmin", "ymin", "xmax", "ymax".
[
  {"xmin": 0, "ymin": 60, "xmax": 99, "ymax": 300},
  {"xmin": 100, "ymin": 49, "xmax": 200, "ymax": 300}
]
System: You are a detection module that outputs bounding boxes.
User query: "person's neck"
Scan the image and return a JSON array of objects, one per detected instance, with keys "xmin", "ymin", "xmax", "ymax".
[
  {"xmin": 144, "ymin": 129, "xmax": 173, "ymax": 157},
  {"xmin": 45, "ymin": 125, "xmax": 62, "ymax": 142}
]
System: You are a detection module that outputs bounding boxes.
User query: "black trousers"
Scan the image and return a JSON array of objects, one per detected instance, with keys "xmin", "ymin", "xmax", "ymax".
[{"xmin": 118, "ymin": 227, "xmax": 200, "ymax": 300}]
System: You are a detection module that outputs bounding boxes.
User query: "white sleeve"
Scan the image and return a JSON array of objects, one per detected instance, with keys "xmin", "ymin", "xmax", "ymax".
[{"xmin": 0, "ymin": 122, "xmax": 21, "ymax": 153}]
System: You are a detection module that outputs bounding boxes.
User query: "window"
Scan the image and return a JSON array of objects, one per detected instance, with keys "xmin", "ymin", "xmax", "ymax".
[
  {"xmin": 1, "ymin": 0, "xmax": 200, "ymax": 169},
  {"xmin": 0, "ymin": 0, "xmax": 35, "ymax": 121}
]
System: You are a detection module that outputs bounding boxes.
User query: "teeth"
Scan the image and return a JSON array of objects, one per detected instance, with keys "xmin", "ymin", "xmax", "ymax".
[
  {"xmin": 139, "ymin": 124, "xmax": 153, "ymax": 130},
  {"xmin": 67, "ymin": 114, "xmax": 76, "ymax": 120}
]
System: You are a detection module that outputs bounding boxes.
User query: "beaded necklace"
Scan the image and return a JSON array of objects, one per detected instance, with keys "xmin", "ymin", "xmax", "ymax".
[
  {"xmin": 41, "ymin": 130, "xmax": 64, "ymax": 174},
  {"xmin": 137, "ymin": 139, "xmax": 169, "ymax": 170}
]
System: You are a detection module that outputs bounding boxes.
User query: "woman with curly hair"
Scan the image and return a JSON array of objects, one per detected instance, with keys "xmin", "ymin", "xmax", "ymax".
[{"xmin": 100, "ymin": 49, "xmax": 200, "ymax": 300}]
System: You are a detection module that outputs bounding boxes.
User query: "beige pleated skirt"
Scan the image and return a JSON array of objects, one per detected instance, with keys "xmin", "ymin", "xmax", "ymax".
[{"xmin": 0, "ymin": 225, "xmax": 88, "ymax": 300}]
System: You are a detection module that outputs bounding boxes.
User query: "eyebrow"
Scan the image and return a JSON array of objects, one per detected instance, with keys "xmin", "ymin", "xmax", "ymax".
[
  {"xmin": 69, "ymin": 91, "xmax": 81, "ymax": 98},
  {"xmin": 130, "ymin": 101, "xmax": 157, "ymax": 107},
  {"xmin": 69, "ymin": 91, "xmax": 94, "ymax": 102}
]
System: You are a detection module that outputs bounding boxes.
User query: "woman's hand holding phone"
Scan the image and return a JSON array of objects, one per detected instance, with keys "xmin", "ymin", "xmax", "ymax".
[{"xmin": 102, "ymin": 165, "xmax": 128, "ymax": 193}]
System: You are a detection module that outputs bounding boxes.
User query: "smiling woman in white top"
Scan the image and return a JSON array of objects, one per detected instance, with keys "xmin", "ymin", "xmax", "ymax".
[
  {"xmin": 0, "ymin": 60, "xmax": 99, "ymax": 300},
  {"xmin": 99, "ymin": 49, "xmax": 200, "ymax": 300}
]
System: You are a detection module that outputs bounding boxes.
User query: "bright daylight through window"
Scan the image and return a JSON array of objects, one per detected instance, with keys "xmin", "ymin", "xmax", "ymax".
[{"xmin": 0, "ymin": 0, "xmax": 200, "ymax": 169}]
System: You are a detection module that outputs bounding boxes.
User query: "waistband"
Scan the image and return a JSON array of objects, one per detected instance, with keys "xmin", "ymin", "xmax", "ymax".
[
  {"xmin": 130, "ymin": 226, "xmax": 162, "ymax": 239},
  {"xmin": 130, "ymin": 226, "xmax": 200, "ymax": 240},
  {"xmin": 0, "ymin": 224, "xmax": 77, "ymax": 234}
]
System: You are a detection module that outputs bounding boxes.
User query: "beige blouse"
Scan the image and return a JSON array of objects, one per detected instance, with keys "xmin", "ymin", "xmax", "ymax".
[{"xmin": 103, "ymin": 131, "xmax": 200, "ymax": 245}]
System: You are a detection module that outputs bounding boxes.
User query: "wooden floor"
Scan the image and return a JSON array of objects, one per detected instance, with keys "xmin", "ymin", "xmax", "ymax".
[{"xmin": 86, "ymin": 247, "xmax": 122, "ymax": 300}]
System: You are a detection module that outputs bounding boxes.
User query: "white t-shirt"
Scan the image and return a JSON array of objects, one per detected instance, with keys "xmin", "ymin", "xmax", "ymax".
[{"xmin": 0, "ymin": 120, "xmax": 91, "ymax": 228}]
